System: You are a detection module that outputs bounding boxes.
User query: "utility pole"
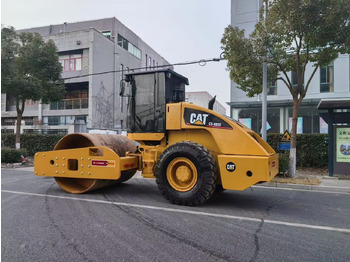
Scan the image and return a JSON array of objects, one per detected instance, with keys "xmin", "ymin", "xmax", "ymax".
[{"xmin": 261, "ymin": 0, "xmax": 268, "ymax": 141}]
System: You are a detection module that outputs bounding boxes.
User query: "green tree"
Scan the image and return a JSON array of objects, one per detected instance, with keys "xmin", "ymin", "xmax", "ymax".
[
  {"xmin": 221, "ymin": 0, "xmax": 350, "ymax": 177},
  {"xmin": 1, "ymin": 26, "xmax": 65, "ymax": 149}
]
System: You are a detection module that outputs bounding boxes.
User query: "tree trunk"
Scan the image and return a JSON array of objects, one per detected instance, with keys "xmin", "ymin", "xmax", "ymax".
[
  {"xmin": 289, "ymin": 98, "xmax": 300, "ymax": 177},
  {"xmin": 15, "ymin": 99, "xmax": 25, "ymax": 149}
]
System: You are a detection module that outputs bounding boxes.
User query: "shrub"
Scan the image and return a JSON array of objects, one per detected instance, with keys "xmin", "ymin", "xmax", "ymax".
[
  {"xmin": 278, "ymin": 152, "xmax": 290, "ymax": 174},
  {"xmin": 1, "ymin": 148, "xmax": 27, "ymax": 163},
  {"xmin": 1, "ymin": 134, "xmax": 64, "ymax": 156}
]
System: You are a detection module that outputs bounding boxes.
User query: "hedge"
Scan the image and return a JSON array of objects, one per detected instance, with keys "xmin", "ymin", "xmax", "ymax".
[
  {"xmin": 267, "ymin": 133, "xmax": 328, "ymax": 168},
  {"xmin": 1, "ymin": 148, "xmax": 27, "ymax": 163},
  {"xmin": 1, "ymin": 134, "xmax": 64, "ymax": 156},
  {"xmin": 1, "ymin": 133, "xmax": 328, "ymax": 168}
]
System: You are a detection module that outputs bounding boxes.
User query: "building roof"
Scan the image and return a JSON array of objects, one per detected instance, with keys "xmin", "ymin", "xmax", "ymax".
[
  {"xmin": 227, "ymin": 98, "xmax": 321, "ymax": 109},
  {"xmin": 317, "ymin": 98, "xmax": 350, "ymax": 110},
  {"xmin": 125, "ymin": 69, "xmax": 189, "ymax": 85}
]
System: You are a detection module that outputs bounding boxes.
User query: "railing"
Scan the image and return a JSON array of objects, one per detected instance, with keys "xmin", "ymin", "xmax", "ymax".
[
  {"xmin": 50, "ymin": 98, "xmax": 88, "ymax": 110},
  {"xmin": 2, "ymin": 120, "xmax": 34, "ymax": 126}
]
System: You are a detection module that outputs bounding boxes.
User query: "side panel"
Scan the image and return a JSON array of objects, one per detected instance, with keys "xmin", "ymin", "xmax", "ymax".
[
  {"xmin": 34, "ymin": 147, "xmax": 138, "ymax": 180},
  {"xmin": 180, "ymin": 103, "xmax": 271, "ymax": 156},
  {"xmin": 218, "ymin": 154, "xmax": 279, "ymax": 190}
]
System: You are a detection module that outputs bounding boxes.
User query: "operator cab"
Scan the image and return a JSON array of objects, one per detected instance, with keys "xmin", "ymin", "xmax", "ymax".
[{"xmin": 123, "ymin": 69, "xmax": 189, "ymax": 133}]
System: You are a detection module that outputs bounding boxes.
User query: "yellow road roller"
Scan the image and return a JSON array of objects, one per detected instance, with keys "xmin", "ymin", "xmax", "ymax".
[{"xmin": 35, "ymin": 69, "xmax": 278, "ymax": 206}]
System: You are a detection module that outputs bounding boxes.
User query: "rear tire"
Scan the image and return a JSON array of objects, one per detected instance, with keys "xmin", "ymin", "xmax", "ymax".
[
  {"xmin": 155, "ymin": 142, "xmax": 217, "ymax": 206},
  {"xmin": 214, "ymin": 184, "xmax": 225, "ymax": 193}
]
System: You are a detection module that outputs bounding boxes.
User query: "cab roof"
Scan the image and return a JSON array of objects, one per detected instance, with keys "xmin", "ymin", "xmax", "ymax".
[{"xmin": 125, "ymin": 69, "xmax": 189, "ymax": 85}]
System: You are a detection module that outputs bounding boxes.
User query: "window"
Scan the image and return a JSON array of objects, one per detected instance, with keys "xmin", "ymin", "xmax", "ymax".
[
  {"xmin": 117, "ymin": 34, "xmax": 141, "ymax": 59},
  {"xmin": 50, "ymin": 89, "xmax": 88, "ymax": 110},
  {"xmin": 291, "ymin": 70, "xmax": 304, "ymax": 88},
  {"xmin": 59, "ymin": 54, "xmax": 82, "ymax": 72},
  {"xmin": 43, "ymin": 115, "xmax": 87, "ymax": 126},
  {"xmin": 25, "ymin": 99, "xmax": 37, "ymax": 106},
  {"xmin": 48, "ymin": 116, "xmax": 60, "ymax": 126},
  {"xmin": 145, "ymin": 54, "xmax": 148, "ymax": 69},
  {"xmin": 102, "ymin": 31, "xmax": 111, "ymax": 39},
  {"xmin": 320, "ymin": 64, "xmax": 334, "ymax": 93},
  {"xmin": 268, "ymin": 80, "xmax": 277, "ymax": 95}
]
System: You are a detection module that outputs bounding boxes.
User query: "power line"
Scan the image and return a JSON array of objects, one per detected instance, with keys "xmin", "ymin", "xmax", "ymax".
[{"xmin": 63, "ymin": 57, "xmax": 224, "ymax": 81}]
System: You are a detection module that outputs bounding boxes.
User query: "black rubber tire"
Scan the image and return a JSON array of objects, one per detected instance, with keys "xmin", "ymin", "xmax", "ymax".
[
  {"xmin": 155, "ymin": 141, "xmax": 217, "ymax": 206},
  {"xmin": 116, "ymin": 170, "xmax": 137, "ymax": 184}
]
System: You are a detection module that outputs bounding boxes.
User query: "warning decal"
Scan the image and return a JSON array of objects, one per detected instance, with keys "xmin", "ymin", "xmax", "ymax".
[
  {"xmin": 281, "ymin": 130, "xmax": 291, "ymax": 141},
  {"xmin": 91, "ymin": 160, "xmax": 116, "ymax": 167}
]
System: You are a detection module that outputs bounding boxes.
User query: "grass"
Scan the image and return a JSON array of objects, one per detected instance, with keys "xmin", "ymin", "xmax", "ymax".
[
  {"xmin": 271, "ymin": 176, "xmax": 321, "ymax": 185},
  {"xmin": 271, "ymin": 167, "xmax": 327, "ymax": 185}
]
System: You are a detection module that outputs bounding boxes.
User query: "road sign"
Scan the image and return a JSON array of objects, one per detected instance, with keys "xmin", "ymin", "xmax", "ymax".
[
  {"xmin": 278, "ymin": 142, "xmax": 291, "ymax": 150},
  {"xmin": 281, "ymin": 130, "xmax": 291, "ymax": 141}
]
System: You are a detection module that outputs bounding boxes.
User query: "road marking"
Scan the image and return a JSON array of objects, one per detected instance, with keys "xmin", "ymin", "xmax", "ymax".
[
  {"xmin": 2, "ymin": 189, "xmax": 350, "ymax": 234},
  {"xmin": 254, "ymin": 185, "xmax": 350, "ymax": 194}
]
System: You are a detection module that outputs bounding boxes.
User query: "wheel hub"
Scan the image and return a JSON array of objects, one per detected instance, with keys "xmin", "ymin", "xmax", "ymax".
[
  {"xmin": 167, "ymin": 157, "xmax": 198, "ymax": 192},
  {"xmin": 175, "ymin": 166, "xmax": 192, "ymax": 182}
]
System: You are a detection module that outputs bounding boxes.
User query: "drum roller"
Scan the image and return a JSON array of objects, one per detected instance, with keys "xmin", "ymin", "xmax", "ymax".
[{"xmin": 53, "ymin": 133, "xmax": 137, "ymax": 194}]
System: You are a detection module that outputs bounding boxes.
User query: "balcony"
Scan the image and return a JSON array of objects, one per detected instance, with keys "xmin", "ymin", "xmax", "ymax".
[{"xmin": 50, "ymin": 98, "xmax": 88, "ymax": 110}]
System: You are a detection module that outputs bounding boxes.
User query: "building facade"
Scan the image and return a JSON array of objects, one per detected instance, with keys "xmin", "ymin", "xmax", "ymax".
[
  {"xmin": 1, "ymin": 18, "xmax": 171, "ymax": 134},
  {"xmin": 229, "ymin": 0, "xmax": 350, "ymax": 134},
  {"xmin": 186, "ymin": 92, "xmax": 226, "ymax": 116}
]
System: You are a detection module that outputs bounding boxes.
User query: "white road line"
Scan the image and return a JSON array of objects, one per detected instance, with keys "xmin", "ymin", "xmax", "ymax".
[
  {"xmin": 254, "ymin": 185, "xmax": 350, "ymax": 194},
  {"xmin": 2, "ymin": 189, "xmax": 350, "ymax": 234}
]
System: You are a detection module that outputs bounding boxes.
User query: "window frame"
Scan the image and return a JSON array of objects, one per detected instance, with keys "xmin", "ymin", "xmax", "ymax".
[
  {"xmin": 268, "ymin": 79, "xmax": 277, "ymax": 95},
  {"xmin": 117, "ymin": 34, "xmax": 141, "ymax": 60},
  {"xmin": 320, "ymin": 64, "xmax": 334, "ymax": 93},
  {"xmin": 59, "ymin": 54, "xmax": 83, "ymax": 72}
]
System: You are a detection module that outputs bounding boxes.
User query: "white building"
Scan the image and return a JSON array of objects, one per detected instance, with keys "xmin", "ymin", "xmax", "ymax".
[
  {"xmin": 1, "ymin": 18, "xmax": 171, "ymax": 134},
  {"xmin": 186, "ymin": 91, "xmax": 226, "ymax": 116},
  {"xmin": 229, "ymin": 0, "xmax": 350, "ymax": 133}
]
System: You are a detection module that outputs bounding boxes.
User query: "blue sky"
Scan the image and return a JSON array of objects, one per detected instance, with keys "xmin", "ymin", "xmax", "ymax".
[{"xmin": 2, "ymin": 0, "xmax": 231, "ymax": 113}]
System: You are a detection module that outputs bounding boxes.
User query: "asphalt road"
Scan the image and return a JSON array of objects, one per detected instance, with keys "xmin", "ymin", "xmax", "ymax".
[{"xmin": 2, "ymin": 168, "xmax": 350, "ymax": 262}]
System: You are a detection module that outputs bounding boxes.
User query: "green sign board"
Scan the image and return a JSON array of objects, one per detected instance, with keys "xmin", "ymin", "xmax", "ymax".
[{"xmin": 336, "ymin": 127, "xmax": 350, "ymax": 163}]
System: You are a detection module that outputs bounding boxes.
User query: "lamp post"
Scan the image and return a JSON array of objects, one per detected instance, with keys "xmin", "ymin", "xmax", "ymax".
[{"xmin": 261, "ymin": 0, "xmax": 268, "ymax": 141}]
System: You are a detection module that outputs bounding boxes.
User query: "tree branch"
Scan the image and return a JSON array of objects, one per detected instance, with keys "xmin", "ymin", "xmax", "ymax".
[
  {"xmin": 302, "ymin": 64, "xmax": 319, "ymax": 99},
  {"xmin": 277, "ymin": 77, "xmax": 290, "ymax": 88},
  {"xmin": 278, "ymin": 66, "xmax": 294, "ymax": 95}
]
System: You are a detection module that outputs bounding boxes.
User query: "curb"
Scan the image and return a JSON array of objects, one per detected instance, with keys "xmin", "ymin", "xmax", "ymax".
[
  {"xmin": 256, "ymin": 182, "xmax": 350, "ymax": 193},
  {"xmin": 1, "ymin": 164, "xmax": 34, "ymax": 169}
]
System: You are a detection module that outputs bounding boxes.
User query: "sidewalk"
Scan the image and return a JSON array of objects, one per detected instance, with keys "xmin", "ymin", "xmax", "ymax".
[{"xmin": 260, "ymin": 169, "xmax": 350, "ymax": 193}]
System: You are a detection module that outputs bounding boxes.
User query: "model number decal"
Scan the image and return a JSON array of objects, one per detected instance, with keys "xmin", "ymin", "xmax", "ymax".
[{"xmin": 91, "ymin": 160, "xmax": 115, "ymax": 167}]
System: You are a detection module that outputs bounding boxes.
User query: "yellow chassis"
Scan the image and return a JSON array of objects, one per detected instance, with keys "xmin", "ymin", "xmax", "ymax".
[{"xmin": 34, "ymin": 146, "xmax": 138, "ymax": 180}]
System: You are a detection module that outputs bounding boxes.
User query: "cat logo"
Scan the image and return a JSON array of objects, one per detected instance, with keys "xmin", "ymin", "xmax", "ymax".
[
  {"xmin": 226, "ymin": 162, "xmax": 236, "ymax": 172},
  {"xmin": 190, "ymin": 113, "xmax": 209, "ymax": 126}
]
